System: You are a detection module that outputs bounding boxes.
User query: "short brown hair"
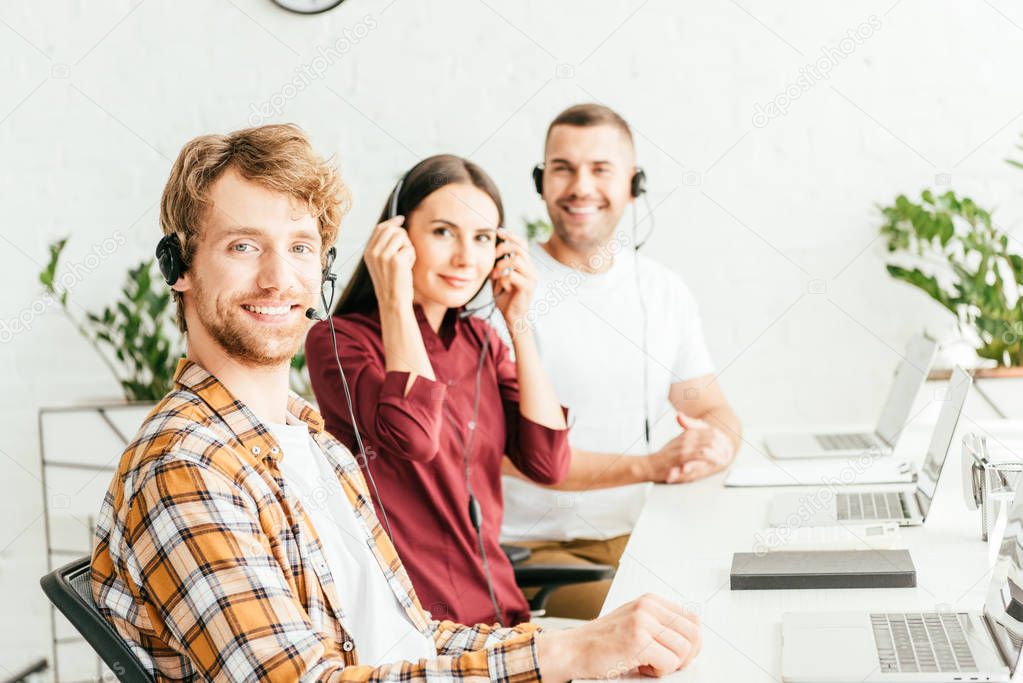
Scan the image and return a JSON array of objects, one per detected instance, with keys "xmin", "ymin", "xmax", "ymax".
[
  {"xmin": 545, "ymin": 103, "xmax": 634, "ymax": 150},
  {"xmin": 160, "ymin": 123, "xmax": 350, "ymax": 332}
]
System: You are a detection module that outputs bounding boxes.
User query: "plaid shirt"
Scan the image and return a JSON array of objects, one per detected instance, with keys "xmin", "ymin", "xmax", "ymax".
[{"xmin": 91, "ymin": 358, "xmax": 541, "ymax": 682}]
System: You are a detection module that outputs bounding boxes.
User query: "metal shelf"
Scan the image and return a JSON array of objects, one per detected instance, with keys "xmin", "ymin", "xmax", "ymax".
[{"xmin": 38, "ymin": 403, "xmax": 153, "ymax": 683}]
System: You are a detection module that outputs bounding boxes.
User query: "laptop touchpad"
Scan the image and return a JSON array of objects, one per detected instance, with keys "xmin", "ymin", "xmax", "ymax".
[{"xmin": 782, "ymin": 617, "xmax": 877, "ymax": 682}]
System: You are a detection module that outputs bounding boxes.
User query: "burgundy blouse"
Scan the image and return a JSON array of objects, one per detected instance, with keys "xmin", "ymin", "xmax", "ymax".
[{"xmin": 305, "ymin": 305, "xmax": 570, "ymax": 626}]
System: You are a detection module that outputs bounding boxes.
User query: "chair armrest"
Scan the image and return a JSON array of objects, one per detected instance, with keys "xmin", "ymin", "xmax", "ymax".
[{"xmin": 501, "ymin": 543, "xmax": 532, "ymax": 565}]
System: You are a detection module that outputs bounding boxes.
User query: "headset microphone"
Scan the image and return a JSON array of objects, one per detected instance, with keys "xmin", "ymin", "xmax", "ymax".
[
  {"xmin": 153, "ymin": 234, "xmax": 395, "ymax": 539},
  {"xmin": 305, "ymin": 247, "xmax": 337, "ymax": 322}
]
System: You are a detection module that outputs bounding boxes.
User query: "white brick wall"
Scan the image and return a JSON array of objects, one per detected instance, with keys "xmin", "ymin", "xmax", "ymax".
[{"xmin": 1, "ymin": 0, "xmax": 1022, "ymax": 675}]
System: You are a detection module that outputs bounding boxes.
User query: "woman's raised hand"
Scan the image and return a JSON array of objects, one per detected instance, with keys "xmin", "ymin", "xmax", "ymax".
[
  {"xmin": 364, "ymin": 216, "xmax": 416, "ymax": 310},
  {"xmin": 492, "ymin": 228, "xmax": 537, "ymax": 334}
]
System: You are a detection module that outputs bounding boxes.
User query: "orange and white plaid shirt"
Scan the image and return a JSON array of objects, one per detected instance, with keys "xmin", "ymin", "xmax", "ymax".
[{"xmin": 91, "ymin": 358, "xmax": 541, "ymax": 682}]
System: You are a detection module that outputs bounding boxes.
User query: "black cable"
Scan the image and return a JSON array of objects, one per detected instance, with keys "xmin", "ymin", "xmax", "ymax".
[
  {"xmin": 322, "ymin": 275, "xmax": 503, "ymax": 624},
  {"xmin": 458, "ymin": 297, "xmax": 498, "ymax": 320},
  {"xmin": 462, "ymin": 320, "xmax": 503, "ymax": 626},
  {"xmin": 321, "ymin": 281, "xmax": 396, "ymax": 542},
  {"xmin": 633, "ymin": 199, "xmax": 652, "ymax": 450},
  {"xmin": 634, "ymin": 191, "xmax": 657, "ymax": 250},
  {"xmin": 317, "ymin": 222, "xmax": 502, "ymax": 623}
]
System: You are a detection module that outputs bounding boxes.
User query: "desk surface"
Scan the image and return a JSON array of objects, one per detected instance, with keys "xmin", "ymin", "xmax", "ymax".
[{"xmin": 596, "ymin": 414, "xmax": 1023, "ymax": 682}]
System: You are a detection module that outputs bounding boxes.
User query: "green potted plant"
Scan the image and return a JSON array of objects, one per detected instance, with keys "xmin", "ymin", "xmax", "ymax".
[
  {"xmin": 524, "ymin": 216, "xmax": 553, "ymax": 242},
  {"xmin": 878, "ymin": 190, "xmax": 1023, "ymax": 369},
  {"xmin": 40, "ymin": 238, "xmax": 180, "ymax": 401}
]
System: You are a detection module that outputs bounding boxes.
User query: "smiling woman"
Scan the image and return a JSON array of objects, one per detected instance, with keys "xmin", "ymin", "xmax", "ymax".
[
  {"xmin": 333, "ymin": 155, "xmax": 506, "ymax": 320},
  {"xmin": 305, "ymin": 154, "xmax": 573, "ymax": 627}
]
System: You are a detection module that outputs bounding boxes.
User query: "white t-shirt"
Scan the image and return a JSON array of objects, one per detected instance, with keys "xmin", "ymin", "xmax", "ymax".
[
  {"xmin": 498, "ymin": 238, "xmax": 714, "ymax": 542},
  {"xmin": 268, "ymin": 418, "xmax": 436, "ymax": 666}
]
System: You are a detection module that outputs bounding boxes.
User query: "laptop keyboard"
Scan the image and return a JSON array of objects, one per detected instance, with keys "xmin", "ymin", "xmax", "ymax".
[
  {"xmin": 836, "ymin": 492, "xmax": 910, "ymax": 521},
  {"xmin": 871, "ymin": 613, "xmax": 978, "ymax": 673},
  {"xmin": 815, "ymin": 432, "xmax": 875, "ymax": 450}
]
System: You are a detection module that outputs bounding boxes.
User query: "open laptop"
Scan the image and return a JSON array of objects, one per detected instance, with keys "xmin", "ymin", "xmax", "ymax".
[
  {"xmin": 767, "ymin": 366, "xmax": 971, "ymax": 528},
  {"xmin": 781, "ymin": 472, "xmax": 1023, "ymax": 682},
  {"xmin": 765, "ymin": 334, "xmax": 938, "ymax": 459}
]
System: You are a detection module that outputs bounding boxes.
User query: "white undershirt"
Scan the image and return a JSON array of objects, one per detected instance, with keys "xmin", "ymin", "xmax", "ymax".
[
  {"xmin": 268, "ymin": 419, "xmax": 436, "ymax": 666},
  {"xmin": 498, "ymin": 239, "xmax": 715, "ymax": 542}
]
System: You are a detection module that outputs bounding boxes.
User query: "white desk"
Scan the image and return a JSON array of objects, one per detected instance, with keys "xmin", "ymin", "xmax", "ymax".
[{"xmin": 597, "ymin": 416, "xmax": 1023, "ymax": 682}]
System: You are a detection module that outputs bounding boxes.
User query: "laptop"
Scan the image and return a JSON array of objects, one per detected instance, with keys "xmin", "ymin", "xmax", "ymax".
[
  {"xmin": 781, "ymin": 472, "xmax": 1023, "ymax": 682},
  {"xmin": 767, "ymin": 366, "xmax": 971, "ymax": 528},
  {"xmin": 765, "ymin": 334, "xmax": 938, "ymax": 459}
]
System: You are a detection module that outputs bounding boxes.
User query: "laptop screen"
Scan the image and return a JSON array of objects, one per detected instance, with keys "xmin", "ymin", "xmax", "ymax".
[
  {"xmin": 914, "ymin": 366, "xmax": 971, "ymax": 517},
  {"xmin": 984, "ymin": 480, "xmax": 1023, "ymax": 674},
  {"xmin": 875, "ymin": 334, "xmax": 938, "ymax": 446}
]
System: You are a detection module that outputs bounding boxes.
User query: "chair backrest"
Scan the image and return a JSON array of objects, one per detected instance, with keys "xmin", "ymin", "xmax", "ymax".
[{"xmin": 39, "ymin": 556, "xmax": 153, "ymax": 683}]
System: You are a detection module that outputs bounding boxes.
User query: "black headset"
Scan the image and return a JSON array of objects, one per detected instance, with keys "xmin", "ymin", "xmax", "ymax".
[
  {"xmin": 156, "ymin": 233, "xmax": 185, "ymax": 285},
  {"xmin": 386, "ymin": 161, "xmax": 418, "ymax": 221},
  {"xmin": 389, "ymin": 163, "xmax": 506, "ymax": 251},
  {"xmin": 378, "ymin": 164, "xmax": 507, "ymax": 625},
  {"xmin": 157, "ymin": 167, "xmax": 506, "ymax": 625},
  {"xmin": 156, "ymin": 231, "xmax": 339, "ymax": 292},
  {"xmin": 531, "ymin": 163, "xmax": 647, "ymax": 198},
  {"xmin": 154, "ymin": 230, "xmax": 387, "ymax": 543},
  {"xmin": 388, "ymin": 162, "xmax": 503, "ymax": 320}
]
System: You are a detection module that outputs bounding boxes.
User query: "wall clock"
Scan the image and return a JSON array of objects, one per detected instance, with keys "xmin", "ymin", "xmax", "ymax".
[{"xmin": 271, "ymin": 0, "xmax": 346, "ymax": 14}]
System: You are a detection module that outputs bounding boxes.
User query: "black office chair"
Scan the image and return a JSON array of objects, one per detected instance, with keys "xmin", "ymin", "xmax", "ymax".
[
  {"xmin": 39, "ymin": 556, "xmax": 154, "ymax": 683},
  {"xmin": 501, "ymin": 544, "xmax": 615, "ymax": 614},
  {"xmin": 40, "ymin": 551, "xmax": 609, "ymax": 682}
]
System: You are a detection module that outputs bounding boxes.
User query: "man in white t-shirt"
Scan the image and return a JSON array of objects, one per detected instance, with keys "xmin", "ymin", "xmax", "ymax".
[{"xmin": 501, "ymin": 104, "xmax": 742, "ymax": 619}]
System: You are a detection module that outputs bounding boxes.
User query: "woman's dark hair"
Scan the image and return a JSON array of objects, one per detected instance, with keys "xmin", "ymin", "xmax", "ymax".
[{"xmin": 333, "ymin": 154, "xmax": 504, "ymax": 316}]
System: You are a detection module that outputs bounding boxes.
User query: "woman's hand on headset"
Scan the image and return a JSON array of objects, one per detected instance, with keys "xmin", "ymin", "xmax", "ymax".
[
  {"xmin": 364, "ymin": 216, "xmax": 416, "ymax": 311},
  {"xmin": 491, "ymin": 229, "xmax": 536, "ymax": 334}
]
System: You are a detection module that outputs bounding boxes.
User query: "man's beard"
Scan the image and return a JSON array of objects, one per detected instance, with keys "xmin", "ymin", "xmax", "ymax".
[
  {"xmin": 550, "ymin": 212, "xmax": 617, "ymax": 254},
  {"xmin": 193, "ymin": 281, "xmax": 308, "ymax": 368}
]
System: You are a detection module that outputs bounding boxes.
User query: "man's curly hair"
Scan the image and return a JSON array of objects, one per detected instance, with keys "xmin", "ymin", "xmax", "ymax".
[{"xmin": 160, "ymin": 123, "xmax": 351, "ymax": 332}]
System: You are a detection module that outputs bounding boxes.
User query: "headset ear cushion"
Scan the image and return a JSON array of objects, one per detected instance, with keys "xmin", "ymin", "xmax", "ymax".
[
  {"xmin": 531, "ymin": 165, "xmax": 544, "ymax": 196},
  {"xmin": 631, "ymin": 168, "xmax": 647, "ymax": 198},
  {"xmin": 156, "ymin": 234, "xmax": 183, "ymax": 286}
]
